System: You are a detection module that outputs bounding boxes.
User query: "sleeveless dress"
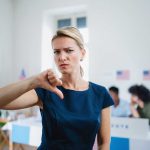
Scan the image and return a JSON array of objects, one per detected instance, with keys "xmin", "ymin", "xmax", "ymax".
[{"xmin": 35, "ymin": 82, "xmax": 114, "ymax": 150}]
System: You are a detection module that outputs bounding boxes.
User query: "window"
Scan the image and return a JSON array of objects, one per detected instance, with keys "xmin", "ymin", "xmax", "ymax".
[
  {"xmin": 77, "ymin": 17, "xmax": 86, "ymax": 28},
  {"xmin": 57, "ymin": 18, "xmax": 71, "ymax": 28}
]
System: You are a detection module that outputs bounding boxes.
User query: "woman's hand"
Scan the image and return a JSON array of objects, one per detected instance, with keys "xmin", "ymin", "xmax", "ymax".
[
  {"xmin": 130, "ymin": 102, "xmax": 140, "ymax": 117},
  {"xmin": 0, "ymin": 69, "xmax": 64, "ymax": 109},
  {"xmin": 35, "ymin": 69, "xmax": 64, "ymax": 99}
]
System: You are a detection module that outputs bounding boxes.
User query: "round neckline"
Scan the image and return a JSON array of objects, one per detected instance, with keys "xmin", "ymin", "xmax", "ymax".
[{"xmin": 59, "ymin": 81, "xmax": 91, "ymax": 92}]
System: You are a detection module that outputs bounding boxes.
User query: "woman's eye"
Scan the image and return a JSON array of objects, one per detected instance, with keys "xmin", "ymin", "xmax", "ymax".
[
  {"xmin": 66, "ymin": 49, "xmax": 74, "ymax": 53},
  {"xmin": 54, "ymin": 51, "xmax": 60, "ymax": 54}
]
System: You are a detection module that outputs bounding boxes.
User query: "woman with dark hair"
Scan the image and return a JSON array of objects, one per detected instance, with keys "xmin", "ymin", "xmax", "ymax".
[{"xmin": 128, "ymin": 85, "xmax": 150, "ymax": 124}]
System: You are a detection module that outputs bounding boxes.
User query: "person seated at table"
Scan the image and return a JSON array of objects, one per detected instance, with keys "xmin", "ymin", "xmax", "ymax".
[
  {"xmin": 128, "ymin": 84, "xmax": 150, "ymax": 124},
  {"xmin": 109, "ymin": 86, "xmax": 131, "ymax": 117}
]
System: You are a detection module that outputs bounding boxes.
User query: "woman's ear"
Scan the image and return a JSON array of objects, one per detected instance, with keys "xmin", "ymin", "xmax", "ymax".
[{"xmin": 80, "ymin": 49, "xmax": 86, "ymax": 60}]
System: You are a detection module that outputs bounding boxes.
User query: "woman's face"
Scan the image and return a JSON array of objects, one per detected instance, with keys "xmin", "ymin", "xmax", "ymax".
[{"xmin": 52, "ymin": 37, "xmax": 85, "ymax": 75}]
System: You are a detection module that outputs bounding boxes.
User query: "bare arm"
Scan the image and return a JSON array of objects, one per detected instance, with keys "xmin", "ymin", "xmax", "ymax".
[
  {"xmin": 0, "ymin": 69, "xmax": 63, "ymax": 110},
  {"xmin": 1, "ymin": 90, "xmax": 39, "ymax": 110},
  {"xmin": 97, "ymin": 107, "xmax": 111, "ymax": 150},
  {"xmin": 0, "ymin": 77, "xmax": 40, "ymax": 109},
  {"xmin": 130, "ymin": 103, "xmax": 140, "ymax": 118}
]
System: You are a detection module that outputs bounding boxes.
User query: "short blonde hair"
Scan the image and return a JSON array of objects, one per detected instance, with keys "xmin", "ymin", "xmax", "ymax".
[{"xmin": 52, "ymin": 26, "xmax": 85, "ymax": 49}]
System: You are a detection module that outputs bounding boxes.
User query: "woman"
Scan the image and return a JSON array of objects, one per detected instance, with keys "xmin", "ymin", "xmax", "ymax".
[
  {"xmin": 0, "ymin": 27, "xmax": 114, "ymax": 150},
  {"xmin": 128, "ymin": 84, "xmax": 150, "ymax": 124}
]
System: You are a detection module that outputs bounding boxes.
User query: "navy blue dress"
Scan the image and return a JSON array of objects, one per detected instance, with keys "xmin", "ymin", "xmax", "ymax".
[{"xmin": 35, "ymin": 82, "xmax": 114, "ymax": 150}]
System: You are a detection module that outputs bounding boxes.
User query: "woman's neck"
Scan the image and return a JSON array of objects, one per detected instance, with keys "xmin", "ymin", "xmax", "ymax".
[{"xmin": 61, "ymin": 73, "xmax": 88, "ymax": 90}]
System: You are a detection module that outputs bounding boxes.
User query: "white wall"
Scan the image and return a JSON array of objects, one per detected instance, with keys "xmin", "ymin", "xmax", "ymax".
[
  {"xmin": 0, "ymin": 0, "xmax": 13, "ymax": 86},
  {"xmin": 88, "ymin": 0, "xmax": 150, "ymax": 99},
  {"xmin": 1, "ymin": 0, "xmax": 150, "ymax": 99}
]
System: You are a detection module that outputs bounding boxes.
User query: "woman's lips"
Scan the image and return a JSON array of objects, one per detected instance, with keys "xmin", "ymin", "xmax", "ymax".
[{"xmin": 59, "ymin": 64, "xmax": 69, "ymax": 68}]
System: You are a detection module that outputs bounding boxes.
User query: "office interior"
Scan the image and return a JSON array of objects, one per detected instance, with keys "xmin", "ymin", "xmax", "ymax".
[{"xmin": 0, "ymin": 0, "xmax": 150, "ymax": 150}]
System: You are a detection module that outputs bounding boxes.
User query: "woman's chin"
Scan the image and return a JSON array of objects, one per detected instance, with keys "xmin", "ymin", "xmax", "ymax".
[{"xmin": 59, "ymin": 69, "xmax": 70, "ymax": 74}]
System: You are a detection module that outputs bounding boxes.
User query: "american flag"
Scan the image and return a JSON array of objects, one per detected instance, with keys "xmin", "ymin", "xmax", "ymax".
[
  {"xmin": 116, "ymin": 70, "xmax": 130, "ymax": 80},
  {"xmin": 143, "ymin": 70, "xmax": 150, "ymax": 80},
  {"xmin": 19, "ymin": 69, "xmax": 26, "ymax": 80}
]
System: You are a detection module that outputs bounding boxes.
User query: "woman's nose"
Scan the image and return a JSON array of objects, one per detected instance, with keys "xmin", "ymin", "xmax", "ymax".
[{"xmin": 58, "ymin": 52, "xmax": 67, "ymax": 61}]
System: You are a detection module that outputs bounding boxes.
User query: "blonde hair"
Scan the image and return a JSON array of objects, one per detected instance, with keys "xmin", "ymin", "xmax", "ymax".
[{"xmin": 52, "ymin": 26, "xmax": 85, "ymax": 76}]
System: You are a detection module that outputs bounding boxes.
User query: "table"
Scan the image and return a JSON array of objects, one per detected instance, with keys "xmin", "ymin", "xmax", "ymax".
[
  {"xmin": 2, "ymin": 117, "xmax": 42, "ymax": 149},
  {"xmin": 3, "ymin": 117, "xmax": 150, "ymax": 150},
  {"xmin": 110, "ymin": 117, "xmax": 150, "ymax": 150}
]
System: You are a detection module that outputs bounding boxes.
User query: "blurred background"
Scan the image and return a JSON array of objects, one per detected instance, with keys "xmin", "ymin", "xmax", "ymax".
[{"xmin": 0, "ymin": 0, "xmax": 150, "ymax": 150}]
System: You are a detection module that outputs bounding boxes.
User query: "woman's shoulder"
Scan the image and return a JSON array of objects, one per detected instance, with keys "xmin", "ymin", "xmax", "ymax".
[
  {"xmin": 34, "ymin": 87, "xmax": 52, "ymax": 100},
  {"xmin": 89, "ymin": 81, "xmax": 107, "ymax": 95},
  {"xmin": 89, "ymin": 82, "xmax": 114, "ymax": 108},
  {"xmin": 35, "ymin": 87, "xmax": 48, "ymax": 94},
  {"xmin": 90, "ymin": 81, "xmax": 106, "ymax": 90}
]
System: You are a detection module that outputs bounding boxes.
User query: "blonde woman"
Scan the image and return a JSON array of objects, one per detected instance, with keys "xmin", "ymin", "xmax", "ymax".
[{"xmin": 0, "ymin": 27, "xmax": 114, "ymax": 150}]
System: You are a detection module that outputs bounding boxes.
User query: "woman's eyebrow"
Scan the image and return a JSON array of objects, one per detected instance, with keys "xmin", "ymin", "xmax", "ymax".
[
  {"xmin": 54, "ymin": 47, "xmax": 73, "ymax": 51},
  {"xmin": 64, "ymin": 47, "xmax": 73, "ymax": 50},
  {"xmin": 53, "ymin": 49, "xmax": 60, "ymax": 51}
]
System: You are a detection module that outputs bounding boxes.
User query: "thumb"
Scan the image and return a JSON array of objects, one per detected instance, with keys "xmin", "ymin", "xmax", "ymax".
[
  {"xmin": 41, "ymin": 82, "xmax": 64, "ymax": 99},
  {"xmin": 56, "ymin": 79, "xmax": 62, "ymax": 86},
  {"xmin": 52, "ymin": 87, "xmax": 64, "ymax": 100}
]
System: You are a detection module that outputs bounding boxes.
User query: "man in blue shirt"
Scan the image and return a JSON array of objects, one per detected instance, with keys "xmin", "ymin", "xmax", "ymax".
[{"xmin": 109, "ymin": 86, "xmax": 131, "ymax": 117}]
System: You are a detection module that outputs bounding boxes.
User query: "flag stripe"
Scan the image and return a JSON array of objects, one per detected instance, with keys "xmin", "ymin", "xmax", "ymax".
[
  {"xmin": 116, "ymin": 70, "xmax": 130, "ymax": 80},
  {"xmin": 143, "ymin": 70, "xmax": 150, "ymax": 80}
]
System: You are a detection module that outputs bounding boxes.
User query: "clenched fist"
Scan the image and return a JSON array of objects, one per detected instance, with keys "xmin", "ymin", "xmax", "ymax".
[{"xmin": 36, "ymin": 69, "xmax": 64, "ymax": 99}]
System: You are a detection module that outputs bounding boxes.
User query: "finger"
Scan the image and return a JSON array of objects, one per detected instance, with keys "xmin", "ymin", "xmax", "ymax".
[
  {"xmin": 52, "ymin": 87, "xmax": 64, "ymax": 99},
  {"xmin": 47, "ymin": 72, "xmax": 58, "ymax": 82},
  {"xmin": 42, "ymin": 82, "xmax": 64, "ymax": 99},
  {"xmin": 47, "ymin": 69, "xmax": 55, "ymax": 77},
  {"xmin": 56, "ymin": 79, "xmax": 62, "ymax": 86},
  {"xmin": 48, "ymin": 76, "xmax": 56, "ymax": 84},
  {"xmin": 48, "ymin": 73, "xmax": 62, "ymax": 85},
  {"xmin": 49, "ymin": 80, "xmax": 57, "ymax": 86},
  {"xmin": 47, "ymin": 77, "xmax": 61, "ymax": 87}
]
